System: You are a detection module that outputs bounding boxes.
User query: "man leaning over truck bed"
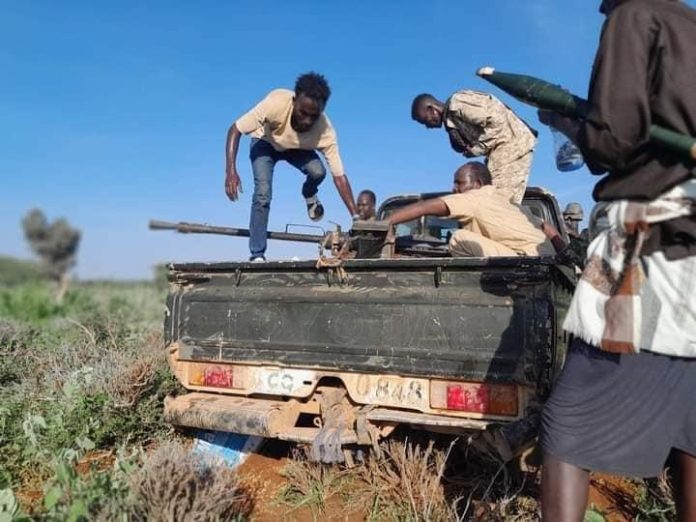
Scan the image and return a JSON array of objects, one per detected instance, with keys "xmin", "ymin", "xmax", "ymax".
[
  {"xmin": 224, "ymin": 72, "xmax": 358, "ymax": 262},
  {"xmin": 386, "ymin": 162, "xmax": 555, "ymax": 257},
  {"xmin": 411, "ymin": 90, "xmax": 537, "ymax": 204}
]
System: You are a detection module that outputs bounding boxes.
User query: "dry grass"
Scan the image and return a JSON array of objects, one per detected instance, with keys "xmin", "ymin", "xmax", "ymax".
[
  {"xmin": 443, "ymin": 437, "xmax": 540, "ymax": 521},
  {"xmin": 18, "ymin": 316, "xmax": 166, "ymax": 406},
  {"xmin": 100, "ymin": 331, "xmax": 164, "ymax": 408},
  {"xmin": 356, "ymin": 438, "xmax": 456, "ymax": 521},
  {"xmin": 131, "ymin": 442, "xmax": 254, "ymax": 522},
  {"xmin": 275, "ymin": 435, "xmax": 545, "ymax": 521},
  {"xmin": 279, "ymin": 446, "xmax": 349, "ymax": 514},
  {"xmin": 278, "ymin": 439, "xmax": 456, "ymax": 521}
]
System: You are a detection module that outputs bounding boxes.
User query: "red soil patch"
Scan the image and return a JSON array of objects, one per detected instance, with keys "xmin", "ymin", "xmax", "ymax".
[
  {"xmin": 588, "ymin": 473, "xmax": 640, "ymax": 521},
  {"xmin": 237, "ymin": 441, "xmax": 363, "ymax": 521},
  {"xmin": 75, "ymin": 449, "xmax": 116, "ymax": 475},
  {"xmin": 14, "ymin": 487, "xmax": 43, "ymax": 514},
  {"xmin": 236, "ymin": 441, "xmax": 291, "ymax": 521}
]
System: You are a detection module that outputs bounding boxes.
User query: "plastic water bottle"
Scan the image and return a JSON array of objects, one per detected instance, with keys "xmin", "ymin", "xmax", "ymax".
[{"xmin": 551, "ymin": 127, "xmax": 584, "ymax": 172}]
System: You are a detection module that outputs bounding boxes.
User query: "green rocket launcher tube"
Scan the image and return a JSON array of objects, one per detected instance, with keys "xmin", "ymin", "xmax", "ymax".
[{"xmin": 476, "ymin": 66, "xmax": 696, "ymax": 163}]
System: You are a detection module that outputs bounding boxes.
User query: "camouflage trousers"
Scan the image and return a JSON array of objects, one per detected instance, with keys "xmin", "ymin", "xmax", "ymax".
[{"xmin": 488, "ymin": 149, "xmax": 533, "ymax": 204}]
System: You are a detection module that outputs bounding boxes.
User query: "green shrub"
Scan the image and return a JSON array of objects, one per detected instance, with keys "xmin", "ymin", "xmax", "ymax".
[
  {"xmin": 41, "ymin": 448, "xmax": 139, "ymax": 521},
  {"xmin": 0, "ymin": 285, "xmax": 61, "ymax": 322},
  {"xmin": 0, "ymin": 284, "xmax": 97, "ymax": 324},
  {"xmin": 153, "ymin": 263, "xmax": 170, "ymax": 292},
  {"xmin": 0, "ymin": 256, "xmax": 43, "ymax": 287},
  {"xmin": 0, "ymin": 487, "xmax": 31, "ymax": 521},
  {"xmin": 0, "ymin": 281, "xmax": 174, "ymax": 497}
]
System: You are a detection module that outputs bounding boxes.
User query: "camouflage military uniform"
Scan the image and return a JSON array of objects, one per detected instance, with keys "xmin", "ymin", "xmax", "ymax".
[
  {"xmin": 566, "ymin": 231, "xmax": 589, "ymax": 269},
  {"xmin": 444, "ymin": 90, "xmax": 537, "ymax": 204},
  {"xmin": 561, "ymin": 203, "xmax": 588, "ymax": 269}
]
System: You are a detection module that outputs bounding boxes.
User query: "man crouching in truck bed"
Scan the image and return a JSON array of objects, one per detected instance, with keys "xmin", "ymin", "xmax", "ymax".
[{"xmin": 387, "ymin": 162, "xmax": 555, "ymax": 257}]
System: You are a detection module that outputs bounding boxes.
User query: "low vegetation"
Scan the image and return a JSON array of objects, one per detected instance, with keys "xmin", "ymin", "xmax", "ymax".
[
  {"xmin": 0, "ymin": 280, "xmax": 180, "ymax": 519},
  {"xmin": 278, "ymin": 436, "xmax": 530, "ymax": 521},
  {"xmin": 0, "ymin": 275, "xmax": 678, "ymax": 521},
  {"xmin": 0, "ymin": 257, "xmax": 43, "ymax": 288}
]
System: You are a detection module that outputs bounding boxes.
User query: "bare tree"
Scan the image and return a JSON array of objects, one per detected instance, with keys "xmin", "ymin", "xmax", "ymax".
[{"xmin": 21, "ymin": 209, "xmax": 81, "ymax": 303}]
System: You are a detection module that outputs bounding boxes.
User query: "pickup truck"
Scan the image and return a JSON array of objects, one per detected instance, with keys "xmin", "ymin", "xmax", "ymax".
[{"xmin": 162, "ymin": 187, "xmax": 576, "ymax": 463}]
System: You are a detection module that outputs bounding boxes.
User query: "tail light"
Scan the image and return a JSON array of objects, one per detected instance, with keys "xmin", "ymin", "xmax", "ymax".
[
  {"xmin": 188, "ymin": 363, "xmax": 244, "ymax": 389},
  {"xmin": 430, "ymin": 381, "xmax": 518, "ymax": 416}
]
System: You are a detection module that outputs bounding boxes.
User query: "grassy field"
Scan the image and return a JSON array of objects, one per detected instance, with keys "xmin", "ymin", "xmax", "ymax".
[
  {"xmin": 0, "ymin": 279, "xmax": 676, "ymax": 521},
  {"xmin": 0, "ymin": 257, "xmax": 43, "ymax": 288}
]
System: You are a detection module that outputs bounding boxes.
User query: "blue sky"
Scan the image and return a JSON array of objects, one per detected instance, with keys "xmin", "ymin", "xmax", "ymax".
[{"xmin": 2, "ymin": 1, "xmax": 692, "ymax": 279}]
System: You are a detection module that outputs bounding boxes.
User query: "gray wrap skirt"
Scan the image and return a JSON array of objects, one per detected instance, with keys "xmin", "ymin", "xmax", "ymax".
[{"xmin": 541, "ymin": 339, "xmax": 696, "ymax": 477}]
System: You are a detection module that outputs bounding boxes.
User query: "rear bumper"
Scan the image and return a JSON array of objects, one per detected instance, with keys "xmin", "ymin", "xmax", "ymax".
[{"xmin": 165, "ymin": 392, "xmax": 490, "ymax": 443}]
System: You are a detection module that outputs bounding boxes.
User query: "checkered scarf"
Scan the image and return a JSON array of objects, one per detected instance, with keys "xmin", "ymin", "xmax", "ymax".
[{"xmin": 563, "ymin": 178, "xmax": 696, "ymax": 356}]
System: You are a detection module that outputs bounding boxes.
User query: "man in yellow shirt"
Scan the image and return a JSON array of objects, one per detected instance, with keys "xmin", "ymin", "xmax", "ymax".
[
  {"xmin": 225, "ymin": 72, "xmax": 358, "ymax": 261},
  {"xmin": 387, "ymin": 162, "xmax": 554, "ymax": 257},
  {"xmin": 411, "ymin": 90, "xmax": 537, "ymax": 204}
]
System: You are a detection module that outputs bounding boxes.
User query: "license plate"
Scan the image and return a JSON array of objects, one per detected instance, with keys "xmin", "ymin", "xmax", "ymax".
[
  {"xmin": 254, "ymin": 368, "xmax": 316, "ymax": 395},
  {"xmin": 366, "ymin": 376, "xmax": 427, "ymax": 408}
]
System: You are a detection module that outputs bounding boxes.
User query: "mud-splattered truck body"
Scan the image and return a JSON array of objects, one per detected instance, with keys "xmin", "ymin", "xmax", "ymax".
[{"xmin": 162, "ymin": 188, "xmax": 575, "ymax": 462}]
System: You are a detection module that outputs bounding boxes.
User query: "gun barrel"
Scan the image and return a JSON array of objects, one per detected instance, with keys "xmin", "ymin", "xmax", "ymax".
[
  {"xmin": 149, "ymin": 219, "xmax": 181, "ymax": 230},
  {"xmin": 148, "ymin": 220, "xmax": 324, "ymax": 243},
  {"xmin": 477, "ymin": 66, "xmax": 696, "ymax": 162}
]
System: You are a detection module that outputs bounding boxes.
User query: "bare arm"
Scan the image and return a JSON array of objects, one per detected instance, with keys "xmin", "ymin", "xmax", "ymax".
[
  {"xmin": 333, "ymin": 175, "xmax": 357, "ymax": 216},
  {"xmin": 540, "ymin": 221, "xmax": 568, "ymax": 254},
  {"xmin": 387, "ymin": 198, "xmax": 449, "ymax": 226},
  {"xmin": 225, "ymin": 124, "xmax": 243, "ymax": 201}
]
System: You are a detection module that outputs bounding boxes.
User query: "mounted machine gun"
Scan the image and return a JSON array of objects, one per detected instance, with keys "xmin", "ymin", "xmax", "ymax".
[{"xmin": 148, "ymin": 219, "xmax": 393, "ymax": 260}]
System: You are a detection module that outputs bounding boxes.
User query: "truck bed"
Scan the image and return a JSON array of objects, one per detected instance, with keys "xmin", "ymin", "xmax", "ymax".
[{"xmin": 166, "ymin": 257, "xmax": 573, "ymax": 388}]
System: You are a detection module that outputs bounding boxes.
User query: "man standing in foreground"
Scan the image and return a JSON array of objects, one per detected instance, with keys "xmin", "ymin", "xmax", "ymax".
[
  {"xmin": 538, "ymin": 1, "xmax": 696, "ymax": 520},
  {"xmin": 225, "ymin": 72, "xmax": 357, "ymax": 261},
  {"xmin": 386, "ymin": 162, "xmax": 554, "ymax": 257},
  {"xmin": 411, "ymin": 90, "xmax": 537, "ymax": 204}
]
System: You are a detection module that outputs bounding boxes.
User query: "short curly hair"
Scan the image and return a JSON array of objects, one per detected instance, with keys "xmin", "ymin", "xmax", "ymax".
[
  {"xmin": 358, "ymin": 190, "xmax": 376, "ymax": 205},
  {"xmin": 411, "ymin": 93, "xmax": 436, "ymax": 120},
  {"xmin": 295, "ymin": 72, "xmax": 331, "ymax": 107}
]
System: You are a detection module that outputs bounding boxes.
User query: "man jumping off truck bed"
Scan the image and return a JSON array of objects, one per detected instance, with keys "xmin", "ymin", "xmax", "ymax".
[{"xmin": 224, "ymin": 72, "xmax": 358, "ymax": 262}]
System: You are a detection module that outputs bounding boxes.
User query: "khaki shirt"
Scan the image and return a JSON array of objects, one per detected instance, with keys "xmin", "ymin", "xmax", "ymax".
[
  {"xmin": 439, "ymin": 185, "xmax": 554, "ymax": 256},
  {"xmin": 444, "ymin": 90, "xmax": 536, "ymax": 172},
  {"xmin": 235, "ymin": 89, "xmax": 345, "ymax": 177}
]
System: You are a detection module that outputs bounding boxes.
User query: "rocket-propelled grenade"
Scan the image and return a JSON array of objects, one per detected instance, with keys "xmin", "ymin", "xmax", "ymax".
[
  {"xmin": 476, "ymin": 66, "xmax": 588, "ymax": 117},
  {"xmin": 476, "ymin": 66, "xmax": 696, "ymax": 162}
]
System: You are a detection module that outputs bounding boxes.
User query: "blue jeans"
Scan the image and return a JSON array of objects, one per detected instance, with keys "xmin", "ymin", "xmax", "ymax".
[{"xmin": 248, "ymin": 138, "xmax": 326, "ymax": 257}]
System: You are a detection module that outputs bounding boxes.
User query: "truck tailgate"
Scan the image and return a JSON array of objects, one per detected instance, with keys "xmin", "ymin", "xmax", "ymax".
[{"xmin": 166, "ymin": 258, "xmax": 560, "ymax": 385}]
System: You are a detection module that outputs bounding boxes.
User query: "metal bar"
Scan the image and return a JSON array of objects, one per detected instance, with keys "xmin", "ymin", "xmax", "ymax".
[{"xmin": 149, "ymin": 219, "xmax": 324, "ymax": 243}]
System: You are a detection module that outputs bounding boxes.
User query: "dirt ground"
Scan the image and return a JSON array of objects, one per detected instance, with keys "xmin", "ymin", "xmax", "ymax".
[
  {"xmin": 588, "ymin": 474, "xmax": 641, "ymax": 522},
  {"xmin": 12, "ymin": 438, "xmax": 651, "ymax": 521},
  {"xmin": 237, "ymin": 440, "xmax": 364, "ymax": 522},
  {"xmin": 236, "ymin": 440, "xmax": 642, "ymax": 522}
]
